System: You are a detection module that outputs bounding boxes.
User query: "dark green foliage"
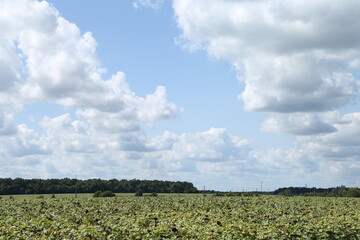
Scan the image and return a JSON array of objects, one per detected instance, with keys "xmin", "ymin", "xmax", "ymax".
[
  {"xmin": 274, "ymin": 186, "xmax": 360, "ymax": 197},
  {"xmin": 99, "ymin": 191, "xmax": 115, "ymax": 197},
  {"xmin": 346, "ymin": 188, "xmax": 360, "ymax": 197},
  {"xmin": 135, "ymin": 190, "xmax": 143, "ymax": 197},
  {"xmin": 214, "ymin": 192, "xmax": 225, "ymax": 196},
  {"xmin": 93, "ymin": 191, "xmax": 115, "ymax": 198},
  {"xmin": 150, "ymin": 192, "xmax": 157, "ymax": 197},
  {"xmin": 93, "ymin": 191, "xmax": 102, "ymax": 198},
  {"xmin": 0, "ymin": 178, "xmax": 198, "ymax": 195},
  {"xmin": 280, "ymin": 189, "xmax": 294, "ymax": 197},
  {"xmin": 225, "ymin": 192, "xmax": 236, "ymax": 197}
]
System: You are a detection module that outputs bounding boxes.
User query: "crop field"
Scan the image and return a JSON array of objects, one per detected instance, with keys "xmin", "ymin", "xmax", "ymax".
[{"xmin": 0, "ymin": 194, "xmax": 359, "ymax": 239}]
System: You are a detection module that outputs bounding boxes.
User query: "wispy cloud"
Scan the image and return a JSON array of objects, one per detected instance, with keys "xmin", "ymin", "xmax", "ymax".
[{"xmin": 132, "ymin": 0, "xmax": 164, "ymax": 10}]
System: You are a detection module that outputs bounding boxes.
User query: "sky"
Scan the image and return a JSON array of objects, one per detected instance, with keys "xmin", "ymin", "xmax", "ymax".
[{"xmin": 0, "ymin": 0, "xmax": 360, "ymax": 191}]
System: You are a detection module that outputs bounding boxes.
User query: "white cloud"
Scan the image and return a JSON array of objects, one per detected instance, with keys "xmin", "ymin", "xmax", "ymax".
[
  {"xmin": 172, "ymin": 0, "xmax": 360, "ymax": 187},
  {"xmin": 0, "ymin": 112, "xmax": 16, "ymax": 136},
  {"xmin": 0, "ymin": 0, "xmax": 179, "ymax": 128},
  {"xmin": 241, "ymin": 54, "xmax": 358, "ymax": 113},
  {"xmin": 133, "ymin": 0, "xmax": 164, "ymax": 10},
  {"xmin": 3, "ymin": 124, "xmax": 51, "ymax": 157},
  {"xmin": 257, "ymin": 112, "xmax": 360, "ymax": 186},
  {"xmin": 262, "ymin": 112, "xmax": 337, "ymax": 135},
  {"xmin": 173, "ymin": 0, "xmax": 360, "ymax": 113},
  {"xmin": 1, "ymin": 0, "xmax": 360, "ymax": 190},
  {"xmin": 299, "ymin": 112, "xmax": 360, "ymax": 159},
  {"xmin": 170, "ymin": 128, "xmax": 251, "ymax": 162},
  {"xmin": 0, "ymin": 0, "xmax": 182, "ymax": 180}
]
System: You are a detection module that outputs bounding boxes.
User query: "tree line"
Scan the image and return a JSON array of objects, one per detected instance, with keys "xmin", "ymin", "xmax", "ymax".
[
  {"xmin": 274, "ymin": 186, "xmax": 360, "ymax": 197},
  {"xmin": 0, "ymin": 178, "xmax": 198, "ymax": 195}
]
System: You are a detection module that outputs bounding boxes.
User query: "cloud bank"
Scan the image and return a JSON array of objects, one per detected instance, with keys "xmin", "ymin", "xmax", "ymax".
[
  {"xmin": 173, "ymin": 0, "xmax": 360, "ymax": 186},
  {"xmin": 0, "ymin": 0, "xmax": 181, "ymax": 177},
  {"xmin": 0, "ymin": 0, "xmax": 258, "ymax": 190},
  {"xmin": 174, "ymin": 0, "xmax": 360, "ymax": 113}
]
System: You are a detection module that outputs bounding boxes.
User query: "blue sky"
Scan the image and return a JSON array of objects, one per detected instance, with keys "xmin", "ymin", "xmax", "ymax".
[{"xmin": 1, "ymin": 0, "xmax": 360, "ymax": 191}]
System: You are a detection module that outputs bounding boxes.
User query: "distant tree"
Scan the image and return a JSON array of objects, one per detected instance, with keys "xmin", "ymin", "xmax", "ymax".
[
  {"xmin": 346, "ymin": 188, "xmax": 360, "ymax": 198},
  {"xmin": 0, "ymin": 178, "xmax": 199, "ymax": 195},
  {"xmin": 281, "ymin": 189, "xmax": 294, "ymax": 196}
]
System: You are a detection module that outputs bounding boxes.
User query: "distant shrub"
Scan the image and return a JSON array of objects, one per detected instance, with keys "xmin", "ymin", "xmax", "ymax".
[
  {"xmin": 9, "ymin": 196, "xmax": 14, "ymax": 200},
  {"xmin": 51, "ymin": 194, "xmax": 55, "ymax": 199},
  {"xmin": 150, "ymin": 192, "xmax": 158, "ymax": 197},
  {"xmin": 93, "ymin": 191, "xmax": 102, "ymax": 198},
  {"xmin": 214, "ymin": 193, "xmax": 225, "ymax": 196},
  {"xmin": 37, "ymin": 195, "xmax": 44, "ymax": 199},
  {"xmin": 226, "ymin": 192, "xmax": 236, "ymax": 197},
  {"xmin": 135, "ymin": 190, "xmax": 143, "ymax": 197},
  {"xmin": 242, "ymin": 192, "xmax": 254, "ymax": 197},
  {"xmin": 93, "ymin": 191, "xmax": 115, "ymax": 198},
  {"xmin": 99, "ymin": 191, "xmax": 115, "ymax": 197}
]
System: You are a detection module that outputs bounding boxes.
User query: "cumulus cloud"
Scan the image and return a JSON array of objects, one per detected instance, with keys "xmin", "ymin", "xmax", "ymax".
[
  {"xmin": 3, "ymin": 124, "xmax": 51, "ymax": 157},
  {"xmin": 0, "ymin": 0, "xmax": 256, "ymax": 186},
  {"xmin": 172, "ymin": 0, "xmax": 360, "ymax": 187},
  {"xmin": 0, "ymin": 112, "xmax": 16, "ymax": 136},
  {"xmin": 0, "ymin": 0, "xmax": 179, "ymax": 133},
  {"xmin": 299, "ymin": 113, "xmax": 360, "ymax": 159},
  {"xmin": 1, "ymin": 0, "xmax": 359, "ymax": 189},
  {"xmin": 254, "ymin": 112, "xmax": 360, "ymax": 186},
  {"xmin": 0, "ymin": 0, "xmax": 181, "ymax": 179},
  {"xmin": 133, "ymin": 127, "xmax": 255, "ymax": 182},
  {"xmin": 156, "ymin": 127, "xmax": 252, "ymax": 162},
  {"xmin": 173, "ymin": 0, "xmax": 360, "ymax": 113},
  {"xmin": 261, "ymin": 112, "xmax": 337, "ymax": 135}
]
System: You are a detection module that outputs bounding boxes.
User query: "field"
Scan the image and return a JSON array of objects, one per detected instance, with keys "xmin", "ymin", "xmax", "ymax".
[{"xmin": 0, "ymin": 194, "xmax": 359, "ymax": 239}]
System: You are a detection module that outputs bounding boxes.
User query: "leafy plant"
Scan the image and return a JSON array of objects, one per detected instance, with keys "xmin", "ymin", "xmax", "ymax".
[{"xmin": 0, "ymin": 195, "xmax": 359, "ymax": 239}]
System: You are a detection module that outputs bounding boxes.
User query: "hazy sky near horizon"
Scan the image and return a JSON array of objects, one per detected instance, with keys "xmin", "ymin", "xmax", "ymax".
[{"xmin": 1, "ymin": 0, "xmax": 360, "ymax": 191}]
